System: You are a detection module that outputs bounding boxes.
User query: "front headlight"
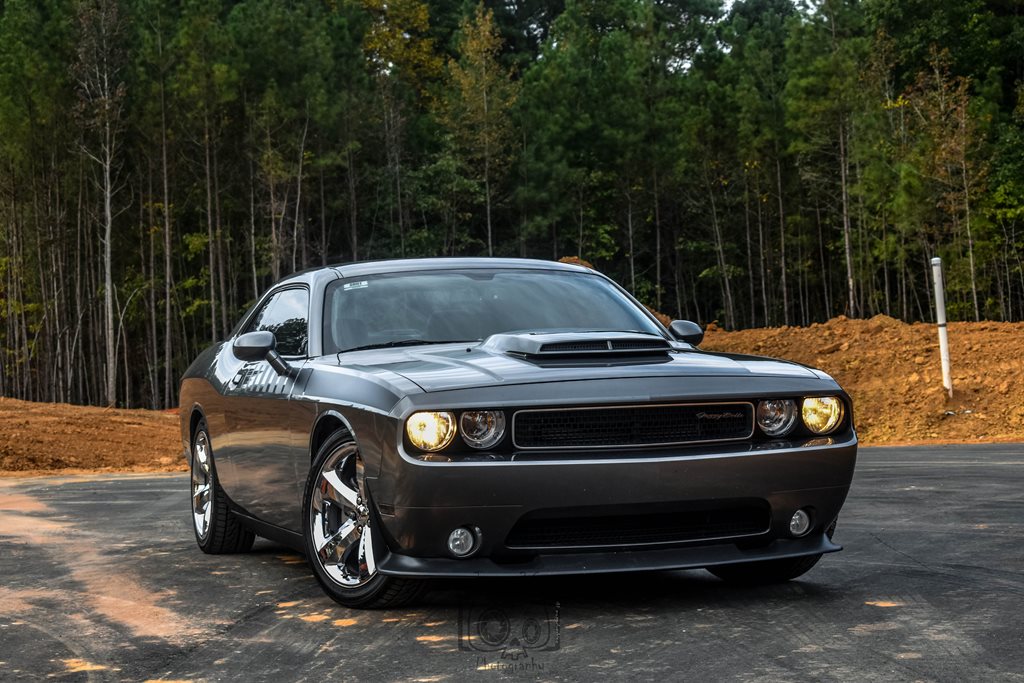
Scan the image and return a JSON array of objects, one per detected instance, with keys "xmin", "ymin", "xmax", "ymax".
[
  {"xmin": 406, "ymin": 411, "xmax": 456, "ymax": 451},
  {"xmin": 460, "ymin": 410, "xmax": 506, "ymax": 449},
  {"xmin": 757, "ymin": 399, "xmax": 798, "ymax": 436},
  {"xmin": 802, "ymin": 396, "xmax": 844, "ymax": 434}
]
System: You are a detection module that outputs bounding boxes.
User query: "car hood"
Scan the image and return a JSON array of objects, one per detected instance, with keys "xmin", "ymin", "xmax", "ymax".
[{"xmin": 336, "ymin": 342, "xmax": 822, "ymax": 394}]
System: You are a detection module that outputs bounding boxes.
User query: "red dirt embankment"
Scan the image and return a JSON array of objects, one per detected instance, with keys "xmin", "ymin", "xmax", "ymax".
[
  {"xmin": 703, "ymin": 315, "xmax": 1024, "ymax": 446},
  {"xmin": 0, "ymin": 315, "xmax": 1020, "ymax": 473},
  {"xmin": 0, "ymin": 398, "xmax": 182, "ymax": 475}
]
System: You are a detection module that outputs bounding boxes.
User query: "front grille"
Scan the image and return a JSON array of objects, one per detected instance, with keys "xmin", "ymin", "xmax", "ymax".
[
  {"xmin": 505, "ymin": 502, "xmax": 770, "ymax": 549},
  {"xmin": 513, "ymin": 402, "xmax": 754, "ymax": 449}
]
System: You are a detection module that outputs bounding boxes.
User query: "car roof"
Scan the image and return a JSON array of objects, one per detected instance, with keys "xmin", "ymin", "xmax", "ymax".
[
  {"xmin": 333, "ymin": 257, "xmax": 592, "ymax": 278},
  {"xmin": 274, "ymin": 257, "xmax": 593, "ymax": 287}
]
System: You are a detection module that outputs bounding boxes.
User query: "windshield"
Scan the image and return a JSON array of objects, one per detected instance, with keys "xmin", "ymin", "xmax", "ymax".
[{"xmin": 322, "ymin": 269, "xmax": 663, "ymax": 354}]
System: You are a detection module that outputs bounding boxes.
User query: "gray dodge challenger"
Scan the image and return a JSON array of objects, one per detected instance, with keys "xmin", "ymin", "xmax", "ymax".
[{"xmin": 179, "ymin": 258, "xmax": 857, "ymax": 608}]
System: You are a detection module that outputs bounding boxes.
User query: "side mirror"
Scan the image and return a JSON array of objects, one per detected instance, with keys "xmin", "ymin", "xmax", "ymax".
[
  {"xmin": 233, "ymin": 331, "xmax": 276, "ymax": 361},
  {"xmin": 232, "ymin": 330, "xmax": 298, "ymax": 377},
  {"xmin": 669, "ymin": 320, "xmax": 704, "ymax": 346}
]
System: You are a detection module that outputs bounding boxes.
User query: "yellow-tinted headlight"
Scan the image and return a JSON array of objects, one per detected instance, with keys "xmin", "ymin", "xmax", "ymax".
[
  {"xmin": 406, "ymin": 411, "xmax": 456, "ymax": 451},
  {"xmin": 801, "ymin": 397, "xmax": 844, "ymax": 434}
]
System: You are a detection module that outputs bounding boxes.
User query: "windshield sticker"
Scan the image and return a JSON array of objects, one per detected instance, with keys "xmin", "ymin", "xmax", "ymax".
[{"xmin": 343, "ymin": 280, "xmax": 369, "ymax": 291}]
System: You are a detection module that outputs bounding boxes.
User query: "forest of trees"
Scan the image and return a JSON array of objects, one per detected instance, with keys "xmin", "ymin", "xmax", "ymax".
[{"xmin": 1, "ymin": 0, "xmax": 1022, "ymax": 409}]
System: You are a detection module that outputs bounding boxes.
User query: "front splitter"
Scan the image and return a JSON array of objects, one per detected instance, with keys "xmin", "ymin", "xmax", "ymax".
[{"xmin": 376, "ymin": 532, "xmax": 840, "ymax": 578}]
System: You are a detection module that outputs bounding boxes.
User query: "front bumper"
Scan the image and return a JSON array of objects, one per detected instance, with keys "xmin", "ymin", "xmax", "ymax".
[
  {"xmin": 377, "ymin": 532, "xmax": 841, "ymax": 577},
  {"xmin": 369, "ymin": 432, "xmax": 857, "ymax": 576}
]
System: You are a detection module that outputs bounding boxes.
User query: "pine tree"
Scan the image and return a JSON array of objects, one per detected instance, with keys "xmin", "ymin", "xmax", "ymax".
[{"xmin": 439, "ymin": 4, "xmax": 521, "ymax": 257}]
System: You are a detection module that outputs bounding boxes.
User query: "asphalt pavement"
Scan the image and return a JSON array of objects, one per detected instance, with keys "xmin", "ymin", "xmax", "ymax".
[{"xmin": 0, "ymin": 444, "xmax": 1022, "ymax": 682}]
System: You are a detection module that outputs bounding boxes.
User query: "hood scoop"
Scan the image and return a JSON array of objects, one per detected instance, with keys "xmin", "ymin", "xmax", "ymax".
[{"xmin": 481, "ymin": 332, "xmax": 672, "ymax": 361}]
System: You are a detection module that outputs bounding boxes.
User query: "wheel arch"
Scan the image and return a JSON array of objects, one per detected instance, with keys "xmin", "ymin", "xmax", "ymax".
[
  {"xmin": 310, "ymin": 409, "xmax": 357, "ymax": 461},
  {"xmin": 188, "ymin": 404, "xmax": 206, "ymax": 446}
]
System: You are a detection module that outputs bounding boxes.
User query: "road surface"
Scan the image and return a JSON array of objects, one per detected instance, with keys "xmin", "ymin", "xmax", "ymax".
[{"xmin": 0, "ymin": 444, "xmax": 1021, "ymax": 681}]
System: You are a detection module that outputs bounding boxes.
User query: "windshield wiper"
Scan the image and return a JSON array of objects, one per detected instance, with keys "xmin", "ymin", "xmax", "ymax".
[{"xmin": 341, "ymin": 339, "xmax": 475, "ymax": 353}]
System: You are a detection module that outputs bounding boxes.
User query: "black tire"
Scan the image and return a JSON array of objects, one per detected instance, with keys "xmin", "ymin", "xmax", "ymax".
[
  {"xmin": 190, "ymin": 419, "xmax": 255, "ymax": 554},
  {"xmin": 302, "ymin": 429, "xmax": 425, "ymax": 609},
  {"xmin": 707, "ymin": 519, "xmax": 837, "ymax": 585}
]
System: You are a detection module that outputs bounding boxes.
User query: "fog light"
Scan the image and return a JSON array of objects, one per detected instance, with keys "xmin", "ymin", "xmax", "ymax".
[
  {"xmin": 789, "ymin": 509, "xmax": 812, "ymax": 537},
  {"xmin": 447, "ymin": 527, "xmax": 476, "ymax": 557}
]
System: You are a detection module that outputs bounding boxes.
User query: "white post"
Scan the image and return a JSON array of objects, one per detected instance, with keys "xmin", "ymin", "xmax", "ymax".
[{"xmin": 930, "ymin": 257, "xmax": 953, "ymax": 398}]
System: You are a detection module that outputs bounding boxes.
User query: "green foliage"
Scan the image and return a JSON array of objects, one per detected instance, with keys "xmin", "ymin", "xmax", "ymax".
[{"xmin": 1, "ymin": 0, "xmax": 1024, "ymax": 408}]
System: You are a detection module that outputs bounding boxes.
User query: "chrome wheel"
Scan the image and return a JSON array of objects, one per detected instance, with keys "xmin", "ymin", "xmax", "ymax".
[
  {"xmin": 191, "ymin": 430, "xmax": 213, "ymax": 540},
  {"xmin": 310, "ymin": 443, "xmax": 377, "ymax": 587}
]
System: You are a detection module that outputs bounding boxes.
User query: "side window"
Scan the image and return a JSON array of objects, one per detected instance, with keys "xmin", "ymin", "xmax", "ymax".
[{"xmin": 245, "ymin": 288, "xmax": 309, "ymax": 356}]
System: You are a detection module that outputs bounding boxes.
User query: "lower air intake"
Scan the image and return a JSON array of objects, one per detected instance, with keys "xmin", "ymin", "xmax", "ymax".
[{"xmin": 505, "ymin": 501, "xmax": 771, "ymax": 549}]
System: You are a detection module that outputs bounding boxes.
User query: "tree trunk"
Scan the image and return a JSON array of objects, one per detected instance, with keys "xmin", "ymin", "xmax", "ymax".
[
  {"xmin": 577, "ymin": 187, "xmax": 584, "ymax": 258},
  {"xmin": 961, "ymin": 164, "xmax": 980, "ymax": 321},
  {"xmin": 214, "ymin": 146, "xmax": 228, "ymax": 334},
  {"xmin": 319, "ymin": 160, "xmax": 327, "ymax": 266},
  {"xmin": 484, "ymin": 169, "xmax": 493, "ymax": 257},
  {"xmin": 673, "ymin": 232, "xmax": 683, "ymax": 320},
  {"xmin": 484, "ymin": 79, "xmax": 493, "ymax": 257},
  {"xmin": 653, "ymin": 169, "xmax": 662, "ymax": 312},
  {"xmin": 756, "ymin": 173, "xmax": 769, "ymax": 326},
  {"xmin": 882, "ymin": 216, "xmax": 891, "ymax": 316},
  {"xmin": 266, "ymin": 122, "xmax": 281, "ymax": 283},
  {"xmin": 203, "ymin": 113, "xmax": 217, "ymax": 341},
  {"xmin": 626, "ymin": 192, "xmax": 636, "ymax": 294},
  {"xmin": 347, "ymin": 146, "xmax": 358, "ymax": 261},
  {"xmin": 776, "ymin": 156, "xmax": 788, "ymax": 325},
  {"xmin": 103, "ymin": 121, "xmax": 116, "ymax": 406},
  {"xmin": 160, "ymin": 77, "xmax": 173, "ymax": 408},
  {"xmin": 249, "ymin": 155, "xmax": 258, "ymax": 299},
  {"xmin": 74, "ymin": 162, "xmax": 85, "ymax": 402},
  {"xmin": 816, "ymin": 203, "xmax": 832, "ymax": 319},
  {"xmin": 705, "ymin": 166, "xmax": 734, "ymax": 329},
  {"xmin": 292, "ymin": 110, "xmax": 309, "ymax": 274},
  {"xmin": 744, "ymin": 170, "xmax": 755, "ymax": 327},
  {"xmin": 146, "ymin": 165, "xmax": 158, "ymax": 409},
  {"xmin": 838, "ymin": 119, "xmax": 856, "ymax": 317},
  {"xmin": 396, "ymin": 149, "xmax": 405, "ymax": 258}
]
